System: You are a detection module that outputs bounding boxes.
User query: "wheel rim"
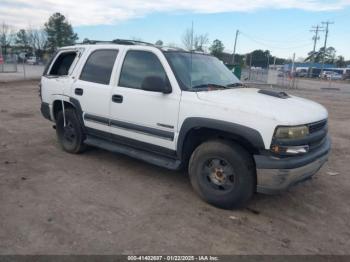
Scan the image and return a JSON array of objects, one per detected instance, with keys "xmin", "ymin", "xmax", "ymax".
[
  {"xmin": 201, "ymin": 158, "xmax": 236, "ymax": 192},
  {"xmin": 62, "ymin": 121, "xmax": 77, "ymax": 144}
]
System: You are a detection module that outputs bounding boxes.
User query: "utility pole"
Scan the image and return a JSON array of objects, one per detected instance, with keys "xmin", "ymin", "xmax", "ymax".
[
  {"xmin": 309, "ymin": 25, "xmax": 324, "ymax": 77},
  {"xmin": 291, "ymin": 53, "xmax": 296, "ymax": 88},
  {"xmin": 231, "ymin": 30, "xmax": 239, "ymax": 64},
  {"xmin": 320, "ymin": 21, "xmax": 334, "ymax": 75},
  {"xmin": 267, "ymin": 53, "xmax": 270, "ymax": 70},
  {"xmin": 248, "ymin": 52, "xmax": 252, "ymax": 80},
  {"xmin": 191, "ymin": 21, "xmax": 194, "ymax": 50}
]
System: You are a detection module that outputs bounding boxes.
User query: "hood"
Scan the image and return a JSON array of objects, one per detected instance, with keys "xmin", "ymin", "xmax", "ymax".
[{"xmin": 196, "ymin": 88, "xmax": 328, "ymax": 125}]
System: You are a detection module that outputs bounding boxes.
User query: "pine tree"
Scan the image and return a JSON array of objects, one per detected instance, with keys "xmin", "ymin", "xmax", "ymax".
[{"xmin": 44, "ymin": 12, "xmax": 78, "ymax": 52}]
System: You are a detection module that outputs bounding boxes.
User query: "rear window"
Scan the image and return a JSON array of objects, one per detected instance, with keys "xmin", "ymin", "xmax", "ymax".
[
  {"xmin": 80, "ymin": 49, "xmax": 118, "ymax": 85},
  {"xmin": 49, "ymin": 52, "xmax": 77, "ymax": 76}
]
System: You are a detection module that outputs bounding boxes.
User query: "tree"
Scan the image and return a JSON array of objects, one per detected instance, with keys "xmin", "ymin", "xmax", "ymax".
[
  {"xmin": 28, "ymin": 28, "xmax": 47, "ymax": 56},
  {"xmin": 155, "ymin": 40, "xmax": 163, "ymax": 46},
  {"xmin": 0, "ymin": 22, "xmax": 14, "ymax": 55},
  {"xmin": 182, "ymin": 28, "xmax": 193, "ymax": 50},
  {"xmin": 194, "ymin": 34, "xmax": 209, "ymax": 52},
  {"xmin": 182, "ymin": 28, "xmax": 209, "ymax": 51},
  {"xmin": 44, "ymin": 12, "xmax": 78, "ymax": 52},
  {"xmin": 209, "ymin": 39, "xmax": 224, "ymax": 58},
  {"xmin": 335, "ymin": 55, "xmax": 346, "ymax": 67},
  {"xmin": 305, "ymin": 46, "xmax": 336, "ymax": 64},
  {"xmin": 15, "ymin": 29, "xmax": 30, "ymax": 50}
]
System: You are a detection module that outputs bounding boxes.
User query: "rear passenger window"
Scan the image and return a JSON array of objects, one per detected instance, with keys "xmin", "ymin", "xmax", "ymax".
[
  {"xmin": 119, "ymin": 50, "xmax": 167, "ymax": 89},
  {"xmin": 49, "ymin": 52, "xmax": 77, "ymax": 76},
  {"xmin": 80, "ymin": 50, "xmax": 118, "ymax": 85}
]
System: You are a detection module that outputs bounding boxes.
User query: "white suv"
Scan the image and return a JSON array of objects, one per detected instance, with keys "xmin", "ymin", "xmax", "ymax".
[{"xmin": 40, "ymin": 40, "xmax": 330, "ymax": 209}]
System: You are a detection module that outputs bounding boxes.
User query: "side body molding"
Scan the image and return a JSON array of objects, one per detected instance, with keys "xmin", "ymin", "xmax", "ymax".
[{"xmin": 177, "ymin": 117, "xmax": 266, "ymax": 158}]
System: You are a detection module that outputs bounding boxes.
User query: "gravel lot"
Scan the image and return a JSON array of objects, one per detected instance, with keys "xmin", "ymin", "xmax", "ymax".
[{"xmin": 0, "ymin": 80, "xmax": 349, "ymax": 255}]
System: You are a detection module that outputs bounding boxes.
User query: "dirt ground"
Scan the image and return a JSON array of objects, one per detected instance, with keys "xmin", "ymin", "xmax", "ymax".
[{"xmin": 0, "ymin": 80, "xmax": 349, "ymax": 255}]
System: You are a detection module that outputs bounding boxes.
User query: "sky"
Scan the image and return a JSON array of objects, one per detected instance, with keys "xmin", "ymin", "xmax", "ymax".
[{"xmin": 1, "ymin": 0, "xmax": 350, "ymax": 59}]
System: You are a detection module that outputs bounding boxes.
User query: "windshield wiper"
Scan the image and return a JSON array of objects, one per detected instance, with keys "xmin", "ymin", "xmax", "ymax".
[
  {"xmin": 226, "ymin": 82, "xmax": 243, "ymax": 87},
  {"xmin": 191, "ymin": 83, "xmax": 228, "ymax": 89}
]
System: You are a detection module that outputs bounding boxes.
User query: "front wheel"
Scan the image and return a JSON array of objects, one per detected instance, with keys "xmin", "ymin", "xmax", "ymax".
[
  {"xmin": 189, "ymin": 140, "xmax": 255, "ymax": 209},
  {"xmin": 56, "ymin": 108, "xmax": 86, "ymax": 154}
]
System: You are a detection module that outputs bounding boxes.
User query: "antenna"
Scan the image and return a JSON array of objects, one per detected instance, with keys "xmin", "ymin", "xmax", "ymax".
[{"xmin": 190, "ymin": 21, "xmax": 194, "ymax": 89}]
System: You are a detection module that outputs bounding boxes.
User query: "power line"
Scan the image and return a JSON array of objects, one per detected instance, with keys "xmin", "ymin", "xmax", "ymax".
[
  {"xmin": 241, "ymin": 31, "xmax": 309, "ymax": 44},
  {"xmin": 239, "ymin": 32, "xmax": 311, "ymax": 50}
]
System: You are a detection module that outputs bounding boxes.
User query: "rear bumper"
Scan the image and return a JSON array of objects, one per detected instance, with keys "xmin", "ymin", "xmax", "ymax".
[{"xmin": 254, "ymin": 136, "xmax": 331, "ymax": 194}]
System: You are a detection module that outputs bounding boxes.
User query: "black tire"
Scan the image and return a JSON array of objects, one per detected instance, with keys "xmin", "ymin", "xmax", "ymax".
[
  {"xmin": 189, "ymin": 140, "xmax": 255, "ymax": 209},
  {"xmin": 56, "ymin": 108, "xmax": 86, "ymax": 154}
]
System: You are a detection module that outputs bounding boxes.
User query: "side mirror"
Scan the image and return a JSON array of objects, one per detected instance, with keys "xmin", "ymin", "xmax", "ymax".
[{"xmin": 141, "ymin": 76, "xmax": 172, "ymax": 94}]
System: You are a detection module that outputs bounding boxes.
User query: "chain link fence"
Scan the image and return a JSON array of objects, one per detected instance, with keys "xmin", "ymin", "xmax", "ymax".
[{"xmin": 0, "ymin": 54, "xmax": 18, "ymax": 73}]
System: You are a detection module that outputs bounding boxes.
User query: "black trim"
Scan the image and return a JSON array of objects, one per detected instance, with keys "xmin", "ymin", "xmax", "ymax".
[
  {"xmin": 84, "ymin": 113, "xmax": 109, "ymax": 125},
  {"xmin": 69, "ymin": 97, "xmax": 86, "ymax": 132},
  {"xmin": 177, "ymin": 117, "xmax": 265, "ymax": 157},
  {"xmin": 110, "ymin": 119, "xmax": 174, "ymax": 141},
  {"xmin": 40, "ymin": 102, "xmax": 51, "ymax": 120},
  {"xmin": 255, "ymin": 136, "xmax": 331, "ymax": 169},
  {"xmin": 157, "ymin": 123, "xmax": 174, "ymax": 129},
  {"xmin": 83, "ymin": 113, "xmax": 174, "ymax": 141},
  {"xmin": 85, "ymin": 127, "xmax": 177, "ymax": 159}
]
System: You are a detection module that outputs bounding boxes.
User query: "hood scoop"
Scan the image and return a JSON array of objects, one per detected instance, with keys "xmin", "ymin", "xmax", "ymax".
[{"xmin": 258, "ymin": 89, "xmax": 290, "ymax": 99}]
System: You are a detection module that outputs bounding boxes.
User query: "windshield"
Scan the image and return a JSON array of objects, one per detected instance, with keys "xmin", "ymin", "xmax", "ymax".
[{"xmin": 164, "ymin": 52, "xmax": 241, "ymax": 91}]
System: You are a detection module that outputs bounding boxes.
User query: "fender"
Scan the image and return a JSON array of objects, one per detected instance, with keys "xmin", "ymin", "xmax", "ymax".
[{"xmin": 177, "ymin": 117, "xmax": 266, "ymax": 158}]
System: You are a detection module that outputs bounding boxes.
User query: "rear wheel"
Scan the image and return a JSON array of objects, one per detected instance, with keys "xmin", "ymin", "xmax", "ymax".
[
  {"xmin": 189, "ymin": 140, "xmax": 255, "ymax": 209},
  {"xmin": 56, "ymin": 108, "xmax": 86, "ymax": 154}
]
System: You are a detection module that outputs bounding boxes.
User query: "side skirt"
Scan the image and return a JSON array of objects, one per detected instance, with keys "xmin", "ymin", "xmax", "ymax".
[{"xmin": 84, "ymin": 135, "xmax": 182, "ymax": 171}]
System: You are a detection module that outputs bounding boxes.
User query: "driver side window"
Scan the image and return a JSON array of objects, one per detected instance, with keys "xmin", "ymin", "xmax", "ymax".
[{"xmin": 119, "ymin": 50, "xmax": 167, "ymax": 89}]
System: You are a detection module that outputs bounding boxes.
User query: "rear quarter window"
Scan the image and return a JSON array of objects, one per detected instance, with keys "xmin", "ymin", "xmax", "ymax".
[{"xmin": 48, "ymin": 51, "xmax": 77, "ymax": 76}]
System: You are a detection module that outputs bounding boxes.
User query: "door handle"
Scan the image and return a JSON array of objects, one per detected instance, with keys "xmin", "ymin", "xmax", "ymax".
[
  {"xmin": 112, "ymin": 94, "xmax": 123, "ymax": 103},
  {"xmin": 75, "ymin": 88, "xmax": 83, "ymax": 96}
]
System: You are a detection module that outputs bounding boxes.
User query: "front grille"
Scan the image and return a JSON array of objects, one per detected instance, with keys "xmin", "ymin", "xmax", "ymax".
[
  {"xmin": 306, "ymin": 119, "xmax": 328, "ymax": 151},
  {"xmin": 308, "ymin": 119, "xmax": 327, "ymax": 133}
]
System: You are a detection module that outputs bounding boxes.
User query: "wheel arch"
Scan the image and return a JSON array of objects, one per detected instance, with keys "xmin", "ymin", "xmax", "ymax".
[
  {"xmin": 177, "ymin": 118, "xmax": 265, "ymax": 165},
  {"xmin": 51, "ymin": 97, "xmax": 84, "ymax": 128}
]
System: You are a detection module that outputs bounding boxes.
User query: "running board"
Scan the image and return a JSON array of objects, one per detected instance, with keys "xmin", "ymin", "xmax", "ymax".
[{"xmin": 84, "ymin": 136, "xmax": 182, "ymax": 170}]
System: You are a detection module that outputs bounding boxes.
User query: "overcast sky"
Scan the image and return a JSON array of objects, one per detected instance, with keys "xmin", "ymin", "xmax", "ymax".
[{"xmin": 1, "ymin": 0, "xmax": 350, "ymax": 59}]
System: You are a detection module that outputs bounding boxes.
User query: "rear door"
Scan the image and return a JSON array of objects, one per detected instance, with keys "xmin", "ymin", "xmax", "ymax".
[{"xmin": 71, "ymin": 48, "xmax": 119, "ymax": 134}]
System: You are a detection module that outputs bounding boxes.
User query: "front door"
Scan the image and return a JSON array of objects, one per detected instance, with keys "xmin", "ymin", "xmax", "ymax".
[{"xmin": 109, "ymin": 49, "xmax": 181, "ymax": 151}]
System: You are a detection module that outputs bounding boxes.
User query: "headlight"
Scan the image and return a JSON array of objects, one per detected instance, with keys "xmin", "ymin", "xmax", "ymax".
[
  {"xmin": 274, "ymin": 126, "xmax": 309, "ymax": 139},
  {"xmin": 271, "ymin": 125, "xmax": 310, "ymax": 155}
]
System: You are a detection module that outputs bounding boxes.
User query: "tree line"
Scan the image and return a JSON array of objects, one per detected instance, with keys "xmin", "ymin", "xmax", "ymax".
[{"xmin": 0, "ymin": 13, "xmax": 77, "ymax": 60}]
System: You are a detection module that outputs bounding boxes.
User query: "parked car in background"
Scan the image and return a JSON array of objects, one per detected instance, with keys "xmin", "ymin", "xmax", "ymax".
[
  {"xmin": 320, "ymin": 71, "xmax": 343, "ymax": 80},
  {"xmin": 27, "ymin": 56, "xmax": 38, "ymax": 65}
]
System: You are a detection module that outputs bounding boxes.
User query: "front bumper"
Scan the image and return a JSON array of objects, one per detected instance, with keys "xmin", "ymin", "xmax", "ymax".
[{"xmin": 254, "ymin": 136, "xmax": 331, "ymax": 194}]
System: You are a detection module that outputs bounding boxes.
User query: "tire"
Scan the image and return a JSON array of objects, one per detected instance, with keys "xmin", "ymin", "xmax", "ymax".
[
  {"xmin": 189, "ymin": 140, "xmax": 255, "ymax": 209},
  {"xmin": 56, "ymin": 108, "xmax": 86, "ymax": 154}
]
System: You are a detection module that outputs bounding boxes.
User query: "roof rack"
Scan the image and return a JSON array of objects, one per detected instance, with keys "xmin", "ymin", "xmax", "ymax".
[
  {"xmin": 75, "ymin": 39, "xmax": 187, "ymax": 52},
  {"xmin": 76, "ymin": 39, "xmax": 156, "ymax": 47}
]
